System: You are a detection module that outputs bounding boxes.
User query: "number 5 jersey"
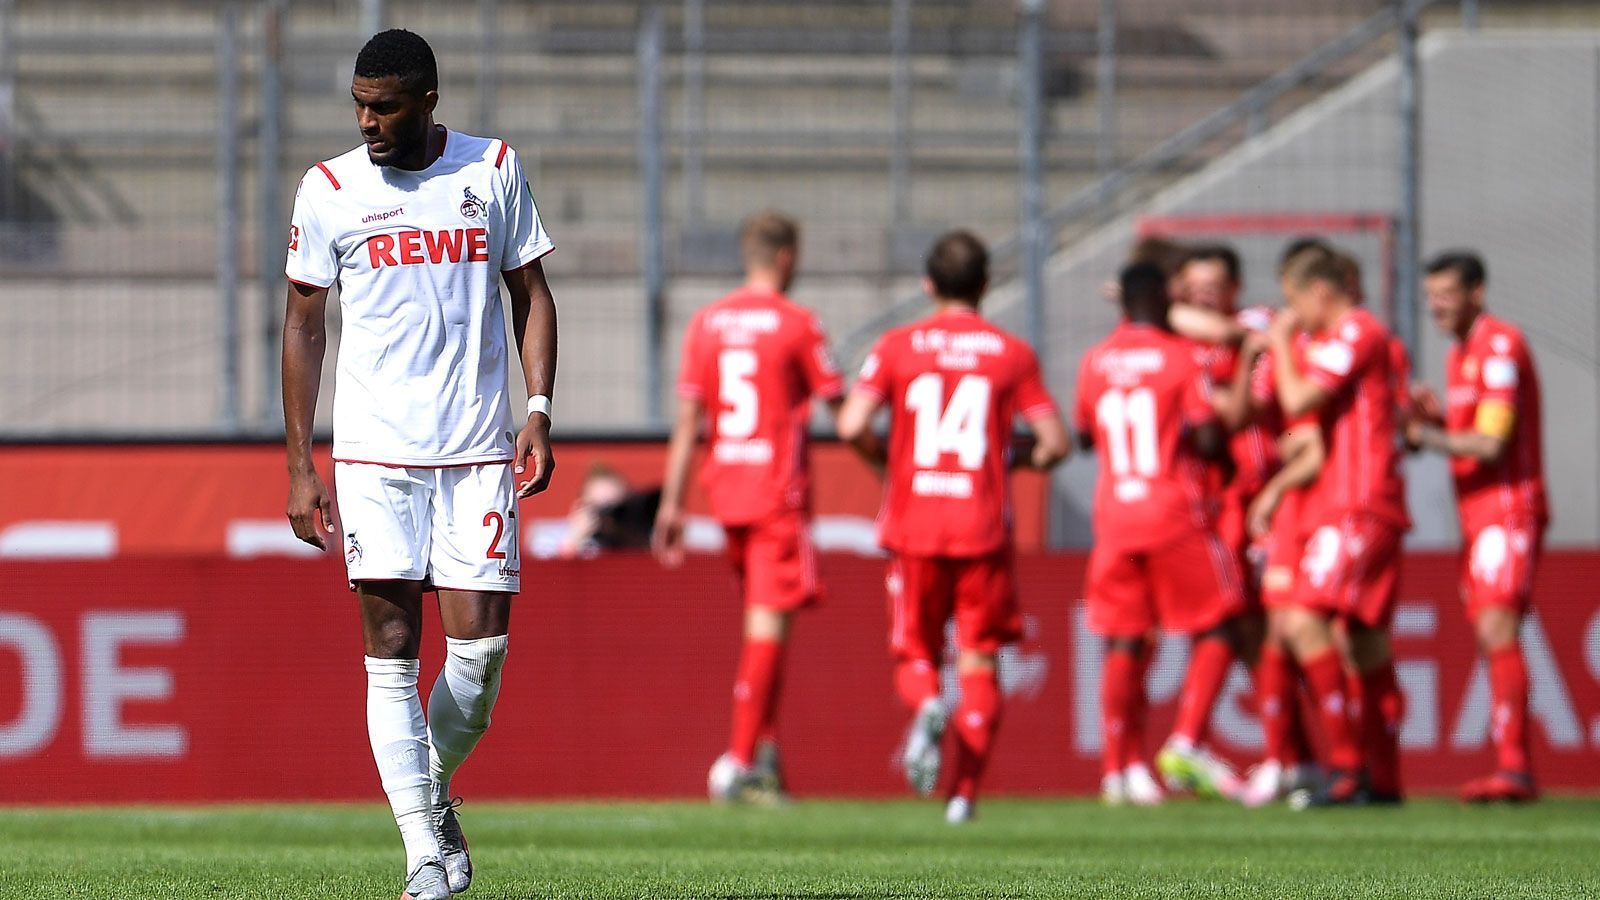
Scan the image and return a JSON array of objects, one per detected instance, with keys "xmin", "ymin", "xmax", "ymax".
[
  {"xmin": 676, "ymin": 286, "xmax": 845, "ymax": 525},
  {"xmin": 854, "ymin": 309, "xmax": 1059, "ymax": 558}
]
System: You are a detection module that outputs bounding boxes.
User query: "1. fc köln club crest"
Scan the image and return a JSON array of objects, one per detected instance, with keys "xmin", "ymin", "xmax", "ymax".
[{"xmin": 461, "ymin": 187, "xmax": 488, "ymax": 220}]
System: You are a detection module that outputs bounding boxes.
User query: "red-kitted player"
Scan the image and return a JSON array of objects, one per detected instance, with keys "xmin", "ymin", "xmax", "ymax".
[{"xmin": 1409, "ymin": 250, "xmax": 1547, "ymax": 803}]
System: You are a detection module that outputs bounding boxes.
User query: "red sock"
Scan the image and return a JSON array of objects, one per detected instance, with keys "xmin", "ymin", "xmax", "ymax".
[
  {"xmin": 950, "ymin": 670, "xmax": 1002, "ymax": 801},
  {"xmin": 1300, "ymin": 649, "xmax": 1360, "ymax": 772},
  {"xmin": 728, "ymin": 638, "xmax": 784, "ymax": 767},
  {"xmin": 1172, "ymin": 635, "xmax": 1233, "ymax": 746},
  {"xmin": 761, "ymin": 644, "xmax": 787, "ymax": 740},
  {"xmin": 1489, "ymin": 646, "xmax": 1531, "ymax": 775},
  {"xmin": 1128, "ymin": 645, "xmax": 1152, "ymax": 766},
  {"xmin": 1256, "ymin": 643, "xmax": 1299, "ymax": 766},
  {"xmin": 894, "ymin": 658, "xmax": 941, "ymax": 712},
  {"xmin": 1358, "ymin": 663, "xmax": 1404, "ymax": 796},
  {"xmin": 1101, "ymin": 648, "xmax": 1140, "ymax": 776}
]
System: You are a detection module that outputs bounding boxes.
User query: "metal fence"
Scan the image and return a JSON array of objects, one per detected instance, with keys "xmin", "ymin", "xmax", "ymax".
[{"xmin": 0, "ymin": 0, "xmax": 1573, "ymax": 438}]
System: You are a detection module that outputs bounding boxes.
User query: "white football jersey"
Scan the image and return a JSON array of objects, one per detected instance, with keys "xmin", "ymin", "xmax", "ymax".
[{"xmin": 286, "ymin": 126, "xmax": 554, "ymax": 466}]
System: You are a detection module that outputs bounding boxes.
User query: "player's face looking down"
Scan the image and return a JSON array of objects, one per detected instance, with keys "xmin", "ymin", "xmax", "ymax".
[
  {"xmin": 1279, "ymin": 275, "xmax": 1339, "ymax": 333},
  {"xmin": 1424, "ymin": 270, "xmax": 1482, "ymax": 339},
  {"xmin": 352, "ymin": 75, "xmax": 439, "ymax": 168}
]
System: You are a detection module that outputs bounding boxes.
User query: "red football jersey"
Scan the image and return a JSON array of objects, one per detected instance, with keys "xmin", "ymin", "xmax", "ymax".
[
  {"xmin": 1298, "ymin": 307, "xmax": 1409, "ymax": 529},
  {"xmin": 1446, "ymin": 313, "xmax": 1548, "ymax": 533},
  {"xmin": 1194, "ymin": 337, "xmax": 1279, "ymax": 500},
  {"xmin": 1074, "ymin": 322, "xmax": 1217, "ymax": 552},
  {"xmin": 677, "ymin": 287, "xmax": 844, "ymax": 525},
  {"xmin": 854, "ymin": 309, "xmax": 1058, "ymax": 557}
]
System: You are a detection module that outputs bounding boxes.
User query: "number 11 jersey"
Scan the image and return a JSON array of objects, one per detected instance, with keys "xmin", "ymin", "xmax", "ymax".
[
  {"xmin": 1073, "ymin": 322, "xmax": 1217, "ymax": 553},
  {"xmin": 855, "ymin": 309, "xmax": 1058, "ymax": 558},
  {"xmin": 677, "ymin": 286, "xmax": 844, "ymax": 525}
]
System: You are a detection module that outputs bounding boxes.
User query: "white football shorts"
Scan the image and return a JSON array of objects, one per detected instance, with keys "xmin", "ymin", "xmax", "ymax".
[{"xmin": 334, "ymin": 461, "xmax": 521, "ymax": 593}]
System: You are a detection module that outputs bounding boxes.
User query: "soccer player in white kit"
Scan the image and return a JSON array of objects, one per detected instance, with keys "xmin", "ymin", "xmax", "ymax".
[{"xmin": 280, "ymin": 30, "xmax": 556, "ymax": 900}]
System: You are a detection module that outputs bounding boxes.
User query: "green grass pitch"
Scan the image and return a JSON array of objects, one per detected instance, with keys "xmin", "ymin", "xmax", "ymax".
[{"xmin": 5, "ymin": 798, "xmax": 1598, "ymax": 899}]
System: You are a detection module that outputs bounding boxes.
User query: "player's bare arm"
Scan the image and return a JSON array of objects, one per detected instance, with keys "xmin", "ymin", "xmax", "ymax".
[
  {"xmin": 1169, "ymin": 302, "xmax": 1246, "ymax": 347},
  {"xmin": 1247, "ymin": 423, "xmax": 1324, "ymax": 539},
  {"xmin": 652, "ymin": 394, "xmax": 702, "ymax": 567},
  {"xmin": 505, "ymin": 260, "xmax": 557, "ymax": 498},
  {"xmin": 1407, "ymin": 411, "xmax": 1513, "ymax": 464},
  {"xmin": 1267, "ymin": 310, "xmax": 1328, "ymax": 417},
  {"xmin": 1213, "ymin": 331, "xmax": 1269, "ymax": 431},
  {"xmin": 833, "ymin": 393, "xmax": 886, "ymax": 472},
  {"xmin": 282, "ymin": 280, "xmax": 334, "ymax": 550},
  {"xmin": 1024, "ymin": 411, "xmax": 1072, "ymax": 470},
  {"xmin": 832, "ymin": 395, "xmax": 883, "ymax": 474}
]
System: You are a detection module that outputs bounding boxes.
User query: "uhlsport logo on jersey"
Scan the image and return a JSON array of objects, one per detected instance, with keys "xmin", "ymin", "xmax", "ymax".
[
  {"xmin": 345, "ymin": 532, "xmax": 363, "ymax": 566},
  {"xmin": 460, "ymin": 186, "xmax": 488, "ymax": 220}
]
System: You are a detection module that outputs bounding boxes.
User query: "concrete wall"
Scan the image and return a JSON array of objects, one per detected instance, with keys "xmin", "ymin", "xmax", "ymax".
[{"xmin": 995, "ymin": 32, "xmax": 1600, "ymax": 546}]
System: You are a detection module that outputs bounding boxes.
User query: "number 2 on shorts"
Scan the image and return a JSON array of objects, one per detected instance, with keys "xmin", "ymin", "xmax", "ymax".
[{"xmin": 483, "ymin": 511, "xmax": 508, "ymax": 560}]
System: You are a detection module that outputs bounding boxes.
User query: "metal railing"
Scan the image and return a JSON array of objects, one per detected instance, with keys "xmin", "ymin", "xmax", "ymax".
[{"xmin": 836, "ymin": 0, "xmax": 1451, "ymax": 369}]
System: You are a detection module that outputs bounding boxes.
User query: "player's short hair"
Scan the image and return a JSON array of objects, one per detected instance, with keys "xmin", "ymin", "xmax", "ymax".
[
  {"xmin": 1334, "ymin": 251, "xmax": 1364, "ymax": 302},
  {"xmin": 925, "ymin": 230, "xmax": 989, "ymax": 303},
  {"xmin": 1425, "ymin": 250, "xmax": 1487, "ymax": 290},
  {"xmin": 1278, "ymin": 236, "xmax": 1331, "ymax": 276},
  {"xmin": 355, "ymin": 29, "xmax": 438, "ymax": 95},
  {"xmin": 1279, "ymin": 243, "xmax": 1349, "ymax": 293},
  {"xmin": 1128, "ymin": 236, "xmax": 1189, "ymax": 276},
  {"xmin": 1119, "ymin": 261, "xmax": 1169, "ymax": 316},
  {"xmin": 1184, "ymin": 243, "xmax": 1241, "ymax": 284},
  {"xmin": 739, "ymin": 211, "xmax": 800, "ymax": 267}
]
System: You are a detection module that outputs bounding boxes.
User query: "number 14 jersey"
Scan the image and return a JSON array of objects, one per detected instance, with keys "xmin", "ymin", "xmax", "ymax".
[
  {"xmin": 1074, "ymin": 322, "xmax": 1217, "ymax": 552},
  {"xmin": 855, "ymin": 309, "xmax": 1058, "ymax": 558}
]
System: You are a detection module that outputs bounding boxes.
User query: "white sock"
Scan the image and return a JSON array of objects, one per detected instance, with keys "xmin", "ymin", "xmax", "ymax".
[
  {"xmin": 427, "ymin": 635, "xmax": 509, "ymax": 808},
  {"xmin": 365, "ymin": 656, "xmax": 440, "ymax": 874}
]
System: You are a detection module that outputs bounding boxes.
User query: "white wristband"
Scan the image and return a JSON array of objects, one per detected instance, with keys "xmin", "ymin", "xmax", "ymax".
[{"xmin": 527, "ymin": 395, "xmax": 553, "ymax": 421}]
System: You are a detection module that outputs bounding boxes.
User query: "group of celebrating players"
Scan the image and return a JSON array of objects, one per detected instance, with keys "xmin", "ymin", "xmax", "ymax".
[
  {"xmin": 653, "ymin": 212, "xmax": 1548, "ymax": 823},
  {"xmin": 281, "ymin": 29, "xmax": 1548, "ymax": 900}
]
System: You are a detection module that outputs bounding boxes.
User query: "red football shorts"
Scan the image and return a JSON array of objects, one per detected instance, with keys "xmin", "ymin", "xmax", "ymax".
[
  {"xmin": 1293, "ymin": 514, "xmax": 1402, "ymax": 628},
  {"xmin": 1086, "ymin": 528, "xmax": 1245, "ymax": 639},
  {"xmin": 887, "ymin": 551, "xmax": 1021, "ymax": 662},
  {"xmin": 1259, "ymin": 516, "xmax": 1307, "ymax": 611},
  {"xmin": 723, "ymin": 512, "xmax": 819, "ymax": 612},
  {"xmin": 1461, "ymin": 519, "xmax": 1543, "ymax": 620},
  {"xmin": 1216, "ymin": 485, "xmax": 1250, "ymax": 561},
  {"xmin": 1216, "ymin": 484, "xmax": 1267, "ymax": 613}
]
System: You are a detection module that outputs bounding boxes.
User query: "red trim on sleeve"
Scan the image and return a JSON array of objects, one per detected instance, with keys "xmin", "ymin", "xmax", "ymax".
[
  {"xmin": 1021, "ymin": 402, "xmax": 1059, "ymax": 420},
  {"xmin": 852, "ymin": 383, "xmax": 887, "ymax": 402},
  {"xmin": 287, "ymin": 276, "xmax": 332, "ymax": 292},
  {"xmin": 495, "ymin": 140, "xmax": 510, "ymax": 168},
  {"xmin": 500, "ymin": 245, "xmax": 554, "ymax": 274},
  {"xmin": 314, "ymin": 162, "xmax": 341, "ymax": 190}
]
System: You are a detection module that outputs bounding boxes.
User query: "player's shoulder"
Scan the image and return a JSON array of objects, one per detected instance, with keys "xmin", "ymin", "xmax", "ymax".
[
  {"xmin": 771, "ymin": 293, "xmax": 828, "ymax": 333},
  {"xmin": 436, "ymin": 128, "xmax": 510, "ymax": 170},
  {"xmin": 299, "ymin": 145, "xmax": 367, "ymax": 197},
  {"xmin": 1342, "ymin": 306, "xmax": 1389, "ymax": 341},
  {"xmin": 1477, "ymin": 314, "xmax": 1530, "ymax": 356}
]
